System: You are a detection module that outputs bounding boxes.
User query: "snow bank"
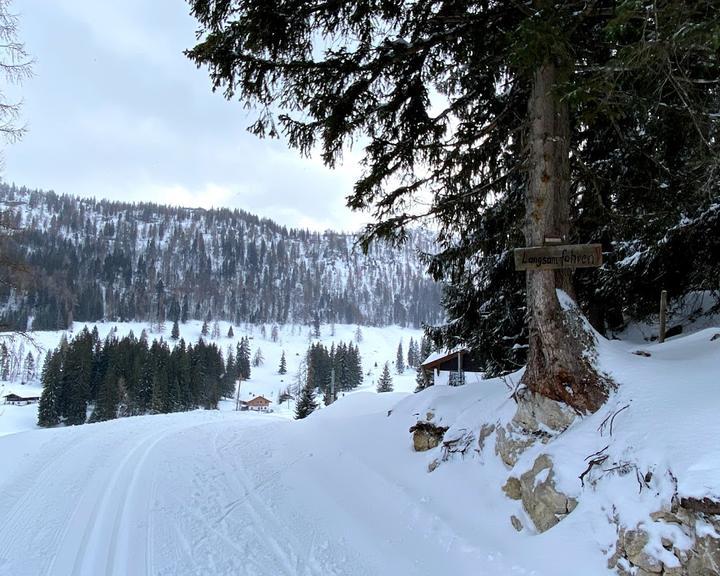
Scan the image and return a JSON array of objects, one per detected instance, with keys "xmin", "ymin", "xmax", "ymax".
[{"xmin": 402, "ymin": 321, "xmax": 720, "ymax": 574}]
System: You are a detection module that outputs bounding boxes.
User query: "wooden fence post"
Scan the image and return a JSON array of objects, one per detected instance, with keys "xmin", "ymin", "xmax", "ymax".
[{"xmin": 659, "ymin": 290, "xmax": 668, "ymax": 343}]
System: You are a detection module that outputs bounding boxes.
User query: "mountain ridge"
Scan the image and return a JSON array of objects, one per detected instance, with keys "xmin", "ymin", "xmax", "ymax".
[{"xmin": 0, "ymin": 182, "xmax": 443, "ymax": 330}]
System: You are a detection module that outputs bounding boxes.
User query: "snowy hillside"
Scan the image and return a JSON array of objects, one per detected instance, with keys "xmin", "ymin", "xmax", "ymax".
[
  {"xmin": 1, "ymin": 322, "xmax": 718, "ymax": 575},
  {"xmin": 0, "ymin": 183, "xmax": 442, "ymax": 331}
]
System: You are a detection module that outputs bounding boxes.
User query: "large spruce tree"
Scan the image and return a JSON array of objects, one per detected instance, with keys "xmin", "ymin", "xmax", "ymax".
[
  {"xmin": 38, "ymin": 351, "xmax": 62, "ymax": 427},
  {"xmin": 187, "ymin": 0, "xmax": 719, "ymax": 413}
]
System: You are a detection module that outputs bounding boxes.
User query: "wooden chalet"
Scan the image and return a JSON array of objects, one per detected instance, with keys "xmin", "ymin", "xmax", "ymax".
[
  {"xmin": 245, "ymin": 395, "xmax": 272, "ymax": 412},
  {"xmin": 3, "ymin": 393, "xmax": 41, "ymax": 406}
]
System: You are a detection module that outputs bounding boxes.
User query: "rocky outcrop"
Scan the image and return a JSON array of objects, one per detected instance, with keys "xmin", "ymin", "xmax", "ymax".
[
  {"xmin": 494, "ymin": 389, "xmax": 579, "ymax": 533},
  {"xmin": 512, "ymin": 388, "xmax": 577, "ymax": 433},
  {"xmin": 609, "ymin": 499, "xmax": 720, "ymax": 576},
  {"xmin": 518, "ymin": 454, "xmax": 578, "ymax": 533},
  {"xmin": 495, "ymin": 388, "xmax": 576, "ymax": 468},
  {"xmin": 409, "ymin": 421, "xmax": 448, "ymax": 452},
  {"xmin": 502, "ymin": 476, "xmax": 522, "ymax": 500},
  {"xmin": 477, "ymin": 423, "xmax": 495, "ymax": 452},
  {"xmin": 495, "ymin": 425, "xmax": 537, "ymax": 467}
]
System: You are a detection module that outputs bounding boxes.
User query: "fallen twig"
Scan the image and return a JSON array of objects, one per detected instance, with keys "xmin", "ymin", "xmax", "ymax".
[
  {"xmin": 584, "ymin": 445, "xmax": 609, "ymax": 462},
  {"xmin": 609, "ymin": 404, "xmax": 629, "ymax": 436},
  {"xmin": 580, "ymin": 453, "xmax": 609, "ymax": 487},
  {"xmin": 598, "ymin": 403, "xmax": 630, "ymax": 437}
]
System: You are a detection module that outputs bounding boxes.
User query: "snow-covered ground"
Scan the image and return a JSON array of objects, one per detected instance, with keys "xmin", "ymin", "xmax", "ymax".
[
  {"xmin": 0, "ymin": 320, "xmax": 718, "ymax": 575},
  {"xmin": 0, "ymin": 384, "xmax": 550, "ymax": 576}
]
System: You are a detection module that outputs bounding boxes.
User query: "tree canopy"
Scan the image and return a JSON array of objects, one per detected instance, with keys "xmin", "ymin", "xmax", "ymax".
[{"xmin": 187, "ymin": 0, "xmax": 720, "ymax": 407}]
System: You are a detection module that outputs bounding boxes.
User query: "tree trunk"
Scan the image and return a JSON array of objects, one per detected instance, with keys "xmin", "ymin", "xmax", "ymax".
[{"xmin": 521, "ymin": 59, "xmax": 610, "ymax": 414}]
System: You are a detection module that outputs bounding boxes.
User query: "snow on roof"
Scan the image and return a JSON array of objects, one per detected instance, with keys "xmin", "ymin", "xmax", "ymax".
[
  {"xmin": 421, "ymin": 346, "xmax": 468, "ymax": 367},
  {"xmin": 246, "ymin": 395, "xmax": 271, "ymax": 405}
]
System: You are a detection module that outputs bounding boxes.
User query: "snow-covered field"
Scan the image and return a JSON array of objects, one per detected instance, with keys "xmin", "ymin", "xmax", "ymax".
[
  {"xmin": 0, "ymin": 319, "xmax": 718, "ymax": 575},
  {"xmin": 0, "ymin": 321, "xmax": 424, "ymax": 436}
]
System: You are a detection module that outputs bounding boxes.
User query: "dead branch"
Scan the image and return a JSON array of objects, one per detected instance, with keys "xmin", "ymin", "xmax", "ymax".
[
  {"xmin": 580, "ymin": 453, "xmax": 609, "ymax": 487},
  {"xmin": 584, "ymin": 444, "xmax": 609, "ymax": 462},
  {"xmin": 598, "ymin": 403, "xmax": 630, "ymax": 437},
  {"xmin": 609, "ymin": 404, "xmax": 629, "ymax": 436},
  {"xmin": 441, "ymin": 428, "xmax": 474, "ymax": 461}
]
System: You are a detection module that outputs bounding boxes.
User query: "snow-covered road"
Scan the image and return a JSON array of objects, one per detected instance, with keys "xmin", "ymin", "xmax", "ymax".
[{"xmin": 0, "ymin": 397, "xmax": 539, "ymax": 576}]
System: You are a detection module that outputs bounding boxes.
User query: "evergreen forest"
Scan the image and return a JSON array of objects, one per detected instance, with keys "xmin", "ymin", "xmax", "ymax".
[
  {"xmin": 0, "ymin": 184, "xmax": 443, "ymax": 331},
  {"xmin": 38, "ymin": 327, "xmax": 234, "ymax": 427}
]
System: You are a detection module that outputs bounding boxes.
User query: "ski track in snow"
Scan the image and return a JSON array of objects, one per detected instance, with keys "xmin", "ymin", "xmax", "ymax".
[
  {"xmin": 0, "ymin": 413, "xmax": 375, "ymax": 576},
  {"xmin": 0, "ymin": 407, "xmax": 535, "ymax": 576}
]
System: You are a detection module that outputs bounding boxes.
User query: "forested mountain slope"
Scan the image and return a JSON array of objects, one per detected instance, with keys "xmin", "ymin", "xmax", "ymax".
[{"xmin": 0, "ymin": 183, "xmax": 442, "ymax": 330}]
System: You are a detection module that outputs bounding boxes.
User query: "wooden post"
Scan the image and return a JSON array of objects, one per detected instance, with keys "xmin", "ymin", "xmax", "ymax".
[
  {"xmin": 457, "ymin": 351, "xmax": 463, "ymax": 385},
  {"xmin": 330, "ymin": 367, "xmax": 336, "ymax": 405},
  {"xmin": 235, "ymin": 378, "xmax": 242, "ymax": 411},
  {"xmin": 659, "ymin": 290, "xmax": 668, "ymax": 344}
]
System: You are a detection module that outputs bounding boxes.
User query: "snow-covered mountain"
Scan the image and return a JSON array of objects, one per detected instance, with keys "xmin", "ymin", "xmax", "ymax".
[{"xmin": 0, "ymin": 183, "xmax": 443, "ymax": 330}]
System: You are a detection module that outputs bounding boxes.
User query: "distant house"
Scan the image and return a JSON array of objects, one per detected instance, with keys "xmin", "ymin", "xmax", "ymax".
[
  {"xmin": 421, "ymin": 348, "xmax": 483, "ymax": 386},
  {"xmin": 245, "ymin": 395, "xmax": 272, "ymax": 412},
  {"xmin": 3, "ymin": 394, "xmax": 40, "ymax": 406}
]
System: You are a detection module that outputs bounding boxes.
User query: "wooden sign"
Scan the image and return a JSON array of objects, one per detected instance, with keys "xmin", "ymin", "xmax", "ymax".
[{"xmin": 514, "ymin": 244, "xmax": 602, "ymax": 271}]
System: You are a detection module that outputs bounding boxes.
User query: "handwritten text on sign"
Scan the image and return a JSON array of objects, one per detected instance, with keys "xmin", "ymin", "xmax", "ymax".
[{"xmin": 514, "ymin": 244, "xmax": 603, "ymax": 271}]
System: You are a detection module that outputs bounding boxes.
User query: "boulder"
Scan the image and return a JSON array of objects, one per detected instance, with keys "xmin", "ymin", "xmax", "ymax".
[
  {"xmin": 650, "ymin": 510, "xmax": 683, "ymax": 524},
  {"xmin": 512, "ymin": 389, "xmax": 576, "ymax": 433},
  {"xmin": 511, "ymin": 515, "xmax": 523, "ymax": 532},
  {"xmin": 630, "ymin": 552, "xmax": 663, "ymax": 574},
  {"xmin": 409, "ymin": 421, "xmax": 448, "ymax": 452},
  {"xmin": 519, "ymin": 454, "xmax": 578, "ymax": 533},
  {"xmin": 502, "ymin": 476, "xmax": 522, "ymax": 500},
  {"xmin": 495, "ymin": 425, "xmax": 536, "ymax": 467},
  {"xmin": 622, "ymin": 529, "xmax": 649, "ymax": 561}
]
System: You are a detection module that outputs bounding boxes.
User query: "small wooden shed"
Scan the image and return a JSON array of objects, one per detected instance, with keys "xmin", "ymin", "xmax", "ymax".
[
  {"xmin": 421, "ymin": 349, "xmax": 483, "ymax": 372},
  {"xmin": 421, "ymin": 348, "xmax": 483, "ymax": 385}
]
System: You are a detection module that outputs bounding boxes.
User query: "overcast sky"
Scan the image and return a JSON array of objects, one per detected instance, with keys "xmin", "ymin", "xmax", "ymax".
[{"xmin": 3, "ymin": 0, "xmax": 366, "ymax": 231}]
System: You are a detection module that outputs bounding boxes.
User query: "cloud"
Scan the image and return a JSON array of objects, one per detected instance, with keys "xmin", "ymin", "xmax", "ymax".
[
  {"xmin": 54, "ymin": 0, "xmax": 192, "ymax": 72},
  {"xmin": 4, "ymin": 0, "xmax": 368, "ymax": 232}
]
